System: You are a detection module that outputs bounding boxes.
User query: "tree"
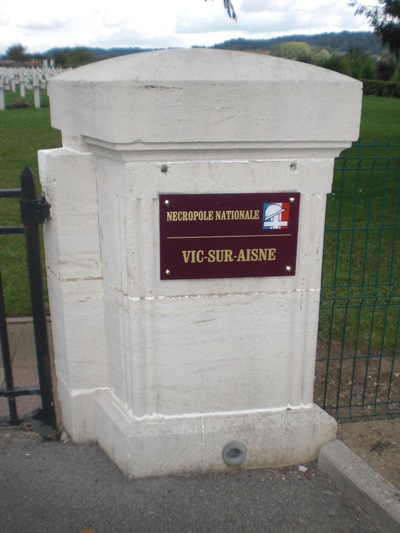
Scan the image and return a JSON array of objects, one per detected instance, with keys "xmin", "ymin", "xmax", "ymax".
[
  {"xmin": 205, "ymin": 0, "xmax": 237, "ymax": 20},
  {"xmin": 67, "ymin": 47, "xmax": 95, "ymax": 67},
  {"xmin": 376, "ymin": 53, "xmax": 397, "ymax": 79},
  {"xmin": 349, "ymin": 1, "xmax": 400, "ymax": 58},
  {"xmin": 52, "ymin": 47, "xmax": 95, "ymax": 68},
  {"xmin": 347, "ymin": 48, "xmax": 376, "ymax": 79},
  {"xmin": 269, "ymin": 42, "xmax": 313, "ymax": 63},
  {"xmin": 52, "ymin": 50, "xmax": 69, "ymax": 68},
  {"xmin": 4, "ymin": 44, "xmax": 27, "ymax": 62}
]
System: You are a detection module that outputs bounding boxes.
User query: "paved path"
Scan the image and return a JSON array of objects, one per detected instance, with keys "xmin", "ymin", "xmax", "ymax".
[
  {"xmin": 0, "ymin": 318, "xmax": 54, "ymax": 420},
  {"xmin": 0, "ymin": 431, "xmax": 383, "ymax": 533}
]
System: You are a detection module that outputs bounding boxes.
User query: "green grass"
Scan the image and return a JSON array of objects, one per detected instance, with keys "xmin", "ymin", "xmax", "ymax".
[
  {"xmin": 0, "ymin": 93, "xmax": 400, "ymax": 325},
  {"xmin": 360, "ymin": 96, "xmax": 400, "ymax": 142},
  {"xmin": 0, "ymin": 88, "xmax": 61, "ymax": 315},
  {"xmin": 0, "ymin": 91, "xmax": 58, "ymax": 194},
  {"xmin": 319, "ymin": 96, "xmax": 400, "ymax": 354}
]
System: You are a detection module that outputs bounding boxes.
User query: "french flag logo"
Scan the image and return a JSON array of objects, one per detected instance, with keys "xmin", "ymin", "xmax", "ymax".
[{"xmin": 263, "ymin": 202, "xmax": 290, "ymax": 230}]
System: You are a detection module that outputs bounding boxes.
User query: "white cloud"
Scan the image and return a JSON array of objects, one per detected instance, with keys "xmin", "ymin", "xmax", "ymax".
[
  {"xmin": 241, "ymin": 0, "xmax": 270, "ymax": 13},
  {"xmin": 0, "ymin": 0, "xmax": 373, "ymax": 55},
  {"xmin": 176, "ymin": 1, "xmax": 369, "ymax": 38},
  {"xmin": 16, "ymin": 19, "xmax": 66, "ymax": 31},
  {"xmin": 241, "ymin": 1, "xmax": 294, "ymax": 14}
]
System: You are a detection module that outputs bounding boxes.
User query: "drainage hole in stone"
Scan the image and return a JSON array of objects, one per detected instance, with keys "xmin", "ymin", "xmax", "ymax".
[{"xmin": 228, "ymin": 448, "xmax": 241, "ymax": 459}]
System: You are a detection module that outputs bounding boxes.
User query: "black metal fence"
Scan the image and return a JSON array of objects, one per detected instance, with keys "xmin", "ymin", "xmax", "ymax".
[
  {"xmin": 0, "ymin": 167, "xmax": 56, "ymax": 428},
  {"xmin": 315, "ymin": 141, "xmax": 400, "ymax": 421}
]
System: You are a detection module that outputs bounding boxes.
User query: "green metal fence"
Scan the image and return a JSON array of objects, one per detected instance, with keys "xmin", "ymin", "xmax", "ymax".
[{"xmin": 315, "ymin": 140, "xmax": 400, "ymax": 421}]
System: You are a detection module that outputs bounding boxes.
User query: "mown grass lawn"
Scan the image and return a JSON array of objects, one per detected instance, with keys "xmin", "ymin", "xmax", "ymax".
[
  {"xmin": 0, "ymin": 93, "xmax": 399, "ymax": 325},
  {"xmin": 0, "ymin": 89, "xmax": 61, "ymax": 315},
  {"xmin": 320, "ymin": 96, "xmax": 400, "ymax": 353},
  {"xmin": 360, "ymin": 96, "xmax": 400, "ymax": 142}
]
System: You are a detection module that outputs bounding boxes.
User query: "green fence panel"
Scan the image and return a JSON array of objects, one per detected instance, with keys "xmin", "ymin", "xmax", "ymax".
[{"xmin": 315, "ymin": 140, "xmax": 400, "ymax": 421}]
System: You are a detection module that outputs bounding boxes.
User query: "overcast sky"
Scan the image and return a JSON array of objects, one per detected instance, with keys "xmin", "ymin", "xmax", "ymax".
[{"xmin": 0, "ymin": 0, "xmax": 375, "ymax": 55}]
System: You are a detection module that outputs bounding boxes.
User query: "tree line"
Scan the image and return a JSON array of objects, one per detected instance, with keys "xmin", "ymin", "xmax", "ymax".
[
  {"xmin": 213, "ymin": 31, "xmax": 383, "ymax": 55},
  {"xmin": 0, "ymin": 44, "xmax": 96, "ymax": 68},
  {"xmin": 267, "ymin": 42, "xmax": 398, "ymax": 82}
]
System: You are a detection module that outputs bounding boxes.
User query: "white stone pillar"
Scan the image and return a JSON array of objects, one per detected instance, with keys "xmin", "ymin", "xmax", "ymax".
[{"xmin": 40, "ymin": 49, "xmax": 362, "ymax": 477}]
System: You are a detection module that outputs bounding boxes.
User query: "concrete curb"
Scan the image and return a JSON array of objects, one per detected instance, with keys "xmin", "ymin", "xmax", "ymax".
[{"xmin": 319, "ymin": 439, "xmax": 400, "ymax": 533}]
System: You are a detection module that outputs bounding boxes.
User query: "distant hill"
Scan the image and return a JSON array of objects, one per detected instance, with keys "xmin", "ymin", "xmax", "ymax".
[
  {"xmin": 212, "ymin": 31, "xmax": 384, "ymax": 56},
  {"xmin": 41, "ymin": 31, "xmax": 384, "ymax": 64}
]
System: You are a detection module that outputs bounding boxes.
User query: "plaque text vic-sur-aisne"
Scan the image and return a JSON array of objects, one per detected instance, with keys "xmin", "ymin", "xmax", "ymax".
[{"xmin": 159, "ymin": 193, "xmax": 300, "ymax": 280}]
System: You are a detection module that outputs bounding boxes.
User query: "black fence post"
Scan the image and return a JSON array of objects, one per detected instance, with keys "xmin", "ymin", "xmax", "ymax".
[
  {"xmin": 20, "ymin": 166, "xmax": 56, "ymax": 428},
  {"xmin": 0, "ymin": 272, "xmax": 19, "ymax": 424}
]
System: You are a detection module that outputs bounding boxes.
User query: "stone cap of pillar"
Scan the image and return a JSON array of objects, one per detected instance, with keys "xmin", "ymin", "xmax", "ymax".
[{"xmin": 49, "ymin": 49, "xmax": 362, "ymax": 156}]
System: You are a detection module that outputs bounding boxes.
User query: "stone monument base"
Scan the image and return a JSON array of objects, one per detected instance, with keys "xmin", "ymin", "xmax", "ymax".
[{"xmin": 67, "ymin": 387, "xmax": 336, "ymax": 478}]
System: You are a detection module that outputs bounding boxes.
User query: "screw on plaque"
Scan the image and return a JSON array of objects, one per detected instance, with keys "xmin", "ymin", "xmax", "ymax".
[
  {"xmin": 165, "ymin": 269, "xmax": 171, "ymax": 276},
  {"xmin": 289, "ymin": 197, "xmax": 295, "ymax": 203},
  {"xmin": 286, "ymin": 266, "xmax": 292, "ymax": 272},
  {"xmin": 164, "ymin": 199, "xmax": 170, "ymax": 207}
]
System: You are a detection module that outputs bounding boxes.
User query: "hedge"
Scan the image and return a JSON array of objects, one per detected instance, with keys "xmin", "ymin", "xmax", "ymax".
[{"xmin": 362, "ymin": 80, "xmax": 400, "ymax": 98}]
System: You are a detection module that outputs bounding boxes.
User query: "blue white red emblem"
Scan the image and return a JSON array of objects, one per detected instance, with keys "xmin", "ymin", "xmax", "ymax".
[{"xmin": 263, "ymin": 202, "xmax": 290, "ymax": 230}]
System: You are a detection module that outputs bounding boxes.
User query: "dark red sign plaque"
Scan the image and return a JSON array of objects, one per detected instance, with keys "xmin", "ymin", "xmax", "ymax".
[{"xmin": 159, "ymin": 193, "xmax": 300, "ymax": 280}]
